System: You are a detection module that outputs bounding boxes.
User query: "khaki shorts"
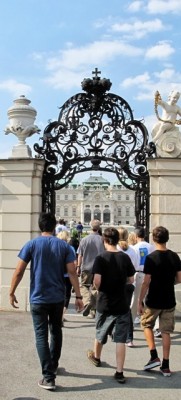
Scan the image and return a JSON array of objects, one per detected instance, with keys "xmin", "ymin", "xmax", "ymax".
[{"xmin": 141, "ymin": 307, "xmax": 175, "ymax": 333}]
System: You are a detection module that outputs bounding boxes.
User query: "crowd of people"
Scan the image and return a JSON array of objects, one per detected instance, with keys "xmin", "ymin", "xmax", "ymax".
[{"xmin": 9, "ymin": 213, "xmax": 181, "ymax": 390}]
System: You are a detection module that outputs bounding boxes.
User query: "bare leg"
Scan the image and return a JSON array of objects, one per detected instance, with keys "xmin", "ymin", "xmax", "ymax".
[
  {"xmin": 116, "ymin": 343, "xmax": 126, "ymax": 372},
  {"xmin": 162, "ymin": 332, "xmax": 171, "ymax": 359},
  {"xmin": 144, "ymin": 327, "xmax": 156, "ymax": 350},
  {"xmin": 94, "ymin": 339, "xmax": 103, "ymax": 359}
]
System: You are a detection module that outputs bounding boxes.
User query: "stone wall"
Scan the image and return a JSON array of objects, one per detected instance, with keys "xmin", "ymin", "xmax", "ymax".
[{"xmin": 0, "ymin": 159, "xmax": 44, "ymax": 311}]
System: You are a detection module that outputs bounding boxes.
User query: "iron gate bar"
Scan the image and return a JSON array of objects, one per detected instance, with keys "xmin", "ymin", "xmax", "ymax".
[{"xmin": 34, "ymin": 68, "xmax": 155, "ymax": 236}]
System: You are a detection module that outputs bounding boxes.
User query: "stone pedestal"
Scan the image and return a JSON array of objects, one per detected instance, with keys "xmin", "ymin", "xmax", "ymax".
[
  {"xmin": 147, "ymin": 158, "xmax": 181, "ymax": 312},
  {"xmin": 10, "ymin": 143, "xmax": 32, "ymax": 158},
  {"xmin": 0, "ymin": 158, "xmax": 44, "ymax": 311}
]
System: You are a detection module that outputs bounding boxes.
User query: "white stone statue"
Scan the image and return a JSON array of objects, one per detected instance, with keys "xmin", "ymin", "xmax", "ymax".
[{"xmin": 152, "ymin": 90, "xmax": 181, "ymax": 157}]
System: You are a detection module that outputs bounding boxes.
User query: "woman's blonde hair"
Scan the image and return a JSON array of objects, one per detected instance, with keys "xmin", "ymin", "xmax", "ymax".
[
  {"xmin": 128, "ymin": 231, "xmax": 137, "ymax": 246},
  {"xmin": 57, "ymin": 230, "xmax": 69, "ymax": 242},
  {"xmin": 118, "ymin": 227, "xmax": 129, "ymax": 251}
]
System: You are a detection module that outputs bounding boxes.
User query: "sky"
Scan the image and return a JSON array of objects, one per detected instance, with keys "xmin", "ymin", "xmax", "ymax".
[{"xmin": 0, "ymin": 0, "xmax": 180, "ymax": 182}]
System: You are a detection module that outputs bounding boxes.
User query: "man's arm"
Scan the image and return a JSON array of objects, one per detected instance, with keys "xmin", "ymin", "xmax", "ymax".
[
  {"xmin": 9, "ymin": 259, "xmax": 27, "ymax": 308},
  {"xmin": 93, "ymin": 273, "xmax": 101, "ymax": 290},
  {"xmin": 137, "ymin": 274, "xmax": 151, "ymax": 314},
  {"xmin": 175, "ymin": 270, "xmax": 181, "ymax": 284},
  {"xmin": 67, "ymin": 262, "xmax": 84, "ymax": 312},
  {"xmin": 77, "ymin": 254, "xmax": 82, "ymax": 276}
]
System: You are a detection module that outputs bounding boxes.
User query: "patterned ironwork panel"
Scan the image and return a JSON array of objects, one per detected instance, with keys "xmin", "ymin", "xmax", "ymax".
[{"xmin": 34, "ymin": 68, "xmax": 155, "ymax": 233}]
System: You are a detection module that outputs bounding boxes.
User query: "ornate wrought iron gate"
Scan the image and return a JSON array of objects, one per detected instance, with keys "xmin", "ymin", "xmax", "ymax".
[{"xmin": 34, "ymin": 68, "xmax": 155, "ymax": 237}]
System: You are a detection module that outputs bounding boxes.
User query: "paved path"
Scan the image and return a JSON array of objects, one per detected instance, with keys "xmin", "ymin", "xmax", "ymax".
[{"xmin": 0, "ymin": 306, "xmax": 181, "ymax": 400}]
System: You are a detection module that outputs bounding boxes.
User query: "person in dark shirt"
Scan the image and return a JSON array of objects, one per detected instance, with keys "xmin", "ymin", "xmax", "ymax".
[
  {"xmin": 87, "ymin": 227, "xmax": 135, "ymax": 384},
  {"xmin": 138, "ymin": 226, "xmax": 181, "ymax": 377}
]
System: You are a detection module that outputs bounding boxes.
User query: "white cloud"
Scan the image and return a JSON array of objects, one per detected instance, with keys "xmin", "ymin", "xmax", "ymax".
[
  {"xmin": 120, "ymin": 67, "xmax": 181, "ymax": 102},
  {"xmin": 44, "ymin": 40, "xmax": 143, "ymax": 89},
  {"xmin": 46, "ymin": 41, "xmax": 143, "ymax": 71},
  {"xmin": 45, "ymin": 69, "xmax": 86, "ymax": 90},
  {"xmin": 154, "ymin": 68, "xmax": 181, "ymax": 81},
  {"xmin": 147, "ymin": 0, "xmax": 181, "ymax": 14},
  {"xmin": 111, "ymin": 18, "xmax": 165, "ymax": 39},
  {"xmin": 0, "ymin": 79, "xmax": 32, "ymax": 96},
  {"xmin": 127, "ymin": 1, "xmax": 145, "ymax": 12},
  {"xmin": 145, "ymin": 41, "xmax": 175, "ymax": 59},
  {"xmin": 122, "ymin": 72, "xmax": 150, "ymax": 88}
]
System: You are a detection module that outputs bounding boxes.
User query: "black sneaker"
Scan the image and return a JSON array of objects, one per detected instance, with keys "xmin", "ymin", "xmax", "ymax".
[
  {"xmin": 144, "ymin": 357, "xmax": 161, "ymax": 370},
  {"xmin": 38, "ymin": 378, "xmax": 56, "ymax": 390},
  {"xmin": 160, "ymin": 367, "xmax": 171, "ymax": 377},
  {"xmin": 114, "ymin": 371, "xmax": 126, "ymax": 384},
  {"xmin": 87, "ymin": 350, "xmax": 101, "ymax": 367},
  {"xmin": 83, "ymin": 303, "xmax": 92, "ymax": 317}
]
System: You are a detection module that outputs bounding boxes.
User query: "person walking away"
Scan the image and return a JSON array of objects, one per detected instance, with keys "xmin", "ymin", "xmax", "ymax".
[
  {"xmin": 77, "ymin": 219, "xmax": 105, "ymax": 318},
  {"xmin": 55, "ymin": 218, "xmax": 68, "ymax": 235},
  {"xmin": 131, "ymin": 227, "xmax": 154, "ymax": 325},
  {"xmin": 128, "ymin": 231, "xmax": 137, "ymax": 247},
  {"xmin": 69, "ymin": 219, "xmax": 75, "ymax": 236},
  {"xmin": 87, "ymin": 227, "xmax": 135, "ymax": 384},
  {"xmin": 9, "ymin": 212, "xmax": 83, "ymax": 391},
  {"xmin": 57, "ymin": 230, "xmax": 77, "ymax": 325},
  {"xmin": 138, "ymin": 226, "xmax": 181, "ymax": 377},
  {"xmin": 76, "ymin": 221, "xmax": 84, "ymax": 240},
  {"xmin": 117, "ymin": 227, "xmax": 139, "ymax": 347}
]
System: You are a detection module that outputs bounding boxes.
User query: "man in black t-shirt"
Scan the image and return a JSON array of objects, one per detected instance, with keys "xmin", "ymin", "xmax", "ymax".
[
  {"xmin": 87, "ymin": 227, "xmax": 135, "ymax": 384},
  {"xmin": 138, "ymin": 226, "xmax": 181, "ymax": 377}
]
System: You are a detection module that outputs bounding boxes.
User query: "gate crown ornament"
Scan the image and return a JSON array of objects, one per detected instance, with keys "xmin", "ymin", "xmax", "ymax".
[{"xmin": 81, "ymin": 67, "xmax": 112, "ymax": 97}]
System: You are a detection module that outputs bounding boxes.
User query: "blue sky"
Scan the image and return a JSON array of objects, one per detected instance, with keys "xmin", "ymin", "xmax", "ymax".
[{"xmin": 0, "ymin": 0, "xmax": 180, "ymax": 181}]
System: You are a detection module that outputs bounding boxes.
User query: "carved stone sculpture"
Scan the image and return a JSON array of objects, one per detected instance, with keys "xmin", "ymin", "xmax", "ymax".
[
  {"xmin": 152, "ymin": 90, "xmax": 181, "ymax": 157},
  {"xmin": 4, "ymin": 95, "xmax": 40, "ymax": 158}
]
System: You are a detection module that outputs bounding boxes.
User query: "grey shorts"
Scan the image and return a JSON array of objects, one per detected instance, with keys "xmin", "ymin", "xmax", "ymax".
[{"xmin": 95, "ymin": 311, "xmax": 130, "ymax": 344}]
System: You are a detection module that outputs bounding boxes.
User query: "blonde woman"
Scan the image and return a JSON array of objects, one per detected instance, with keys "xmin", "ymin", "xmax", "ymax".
[
  {"xmin": 57, "ymin": 231, "xmax": 77, "ymax": 324},
  {"xmin": 117, "ymin": 227, "xmax": 138, "ymax": 347},
  {"xmin": 128, "ymin": 231, "xmax": 137, "ymax": 247}
]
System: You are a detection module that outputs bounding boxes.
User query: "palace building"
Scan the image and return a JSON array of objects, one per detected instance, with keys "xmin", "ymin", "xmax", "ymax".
[{"xmin": 55, "ymin": 174, "xmax": 135, "ymax": 227}]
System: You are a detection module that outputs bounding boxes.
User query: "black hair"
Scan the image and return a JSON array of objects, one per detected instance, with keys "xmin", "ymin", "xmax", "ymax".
[
  {"xmin": 58, "ymin": 218, "xmax": 66, "ymax": 225},
  {"xmin": 152, "ymin": 226, "xmax": 169, "ymax": 244},
  {"xmin": 135, "ymin": 226, "xmax": 145, "ymax": 239},
  {"xmin": 38, "ymin": 213, "xmax": 57, "ymax": 232},
  {"xmin": 103, "ymin": 227, "xmax": 119, "ymax": 246}
]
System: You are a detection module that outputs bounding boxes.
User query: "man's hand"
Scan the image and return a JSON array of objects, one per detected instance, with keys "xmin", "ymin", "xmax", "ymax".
[
  {"xmin": 9, "ymin": 294, "xmax": 19, "ymax": 308},
  {"xmin": 137, "ymin": 301, "xmax": 144, "ymax": 316},
  {"xmin": 75, "ymin": 299, "xmax": 84, "ymax": 313}
]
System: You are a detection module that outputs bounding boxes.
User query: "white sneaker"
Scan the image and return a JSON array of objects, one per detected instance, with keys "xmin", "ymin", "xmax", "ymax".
[
  {"xmin": 87, "ymin": 310, "xmax": 96, "ymax": 319},
  {"xmin": 134, "ymin": 316, "xmax": 141, "ymax": 324}
]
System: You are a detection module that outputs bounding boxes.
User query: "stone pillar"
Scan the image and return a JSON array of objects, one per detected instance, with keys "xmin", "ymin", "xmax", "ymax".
[
  {"xmin": 0, "ymin": 159, "xmax": 44, "ymax": 311},
  {"xmin": 147, "ymin": 158, "xmax": 181, "ymax": 314}
]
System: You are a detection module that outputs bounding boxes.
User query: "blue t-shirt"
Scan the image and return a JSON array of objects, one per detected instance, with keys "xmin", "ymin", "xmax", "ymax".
[{"xmin": 18, "ymin": 236, "xmax": 75, "ymax": 304}]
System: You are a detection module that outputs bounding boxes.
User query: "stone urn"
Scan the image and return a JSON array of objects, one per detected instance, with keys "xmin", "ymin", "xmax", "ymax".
[{"xmin": 4, "ymin": 95, "xmax": 41, "ymax": 158}]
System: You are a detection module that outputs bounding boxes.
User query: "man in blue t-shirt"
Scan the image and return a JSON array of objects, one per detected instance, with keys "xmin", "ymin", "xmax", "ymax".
[{"xmin": 9, "ymin": 212, "xmax": 83, "ymax": 391}]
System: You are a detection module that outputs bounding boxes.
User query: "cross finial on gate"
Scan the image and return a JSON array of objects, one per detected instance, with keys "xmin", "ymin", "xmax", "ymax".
[{"xmin": 92, "ymin": 67, "xmax": 101, "ymax": 79}]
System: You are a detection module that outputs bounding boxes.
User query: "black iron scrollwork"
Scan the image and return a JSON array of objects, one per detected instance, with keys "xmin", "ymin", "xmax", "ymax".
[{"xmin": 34, "ymin": 68, "xmax": 156, "ymax": 229}]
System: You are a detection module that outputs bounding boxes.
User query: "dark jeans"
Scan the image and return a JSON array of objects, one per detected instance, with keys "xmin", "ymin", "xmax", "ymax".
[{"xmin": 30, "ymin": 302, "xmax": 64, "ymax": 381}]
